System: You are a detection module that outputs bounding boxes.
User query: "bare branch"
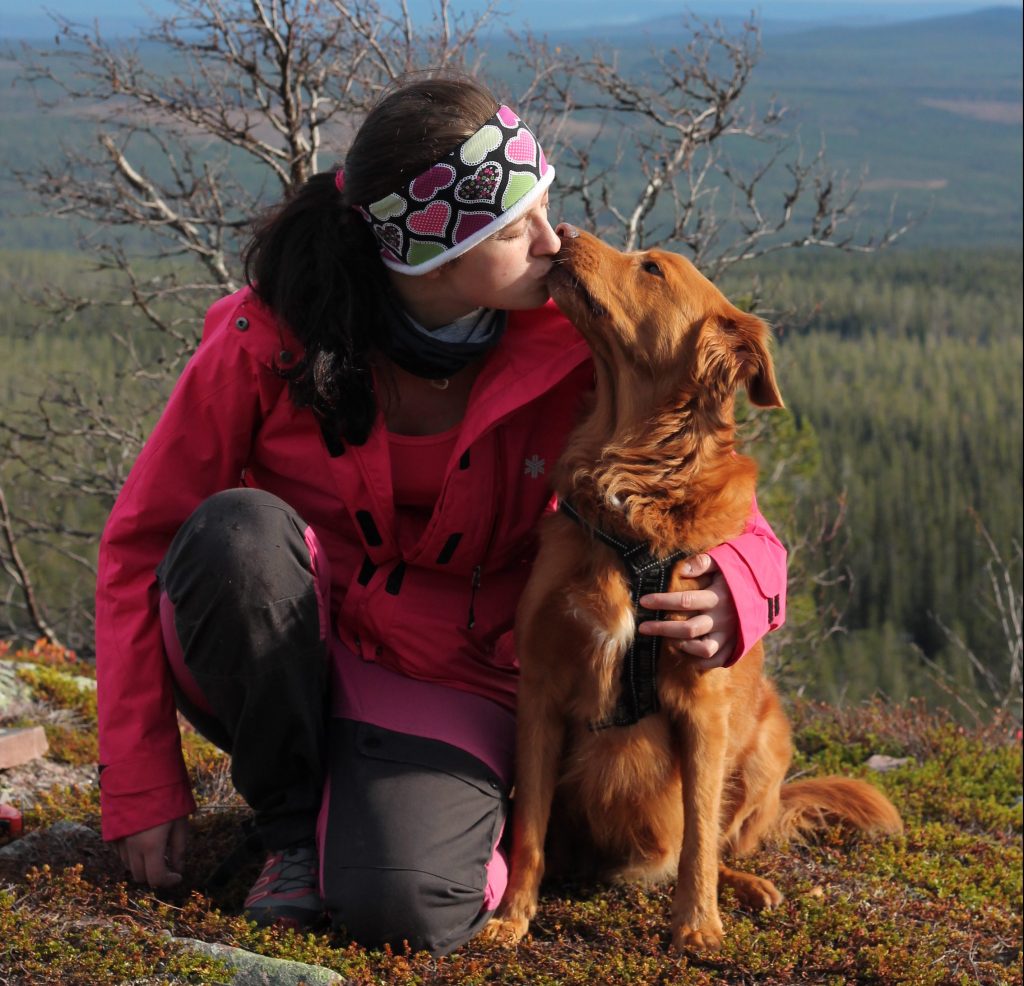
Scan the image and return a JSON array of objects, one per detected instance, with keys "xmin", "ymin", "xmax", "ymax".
[
  {"xmin": 0, "ymin": 483, "xmax": 65, "ymax": 649},
  {"xmin": 511, "ymin": 14, "xmax": 912, "ymax": 274}
]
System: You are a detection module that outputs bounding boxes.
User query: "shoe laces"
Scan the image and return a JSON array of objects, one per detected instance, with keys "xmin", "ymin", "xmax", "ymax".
[{"xmin": 250, "ymin": 845, "xmax": 318, "ymax": 897}]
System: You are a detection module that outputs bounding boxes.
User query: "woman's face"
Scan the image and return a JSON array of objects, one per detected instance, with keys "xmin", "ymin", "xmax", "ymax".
[{"xmin": 394, "ymin": 194, "xmax": 561, "ymax": 327}]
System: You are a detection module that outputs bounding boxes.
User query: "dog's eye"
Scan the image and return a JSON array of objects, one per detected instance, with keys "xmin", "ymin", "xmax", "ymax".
[{"xmin": 641, "ymin": 260, "xmax": 664, "ymax": 278}]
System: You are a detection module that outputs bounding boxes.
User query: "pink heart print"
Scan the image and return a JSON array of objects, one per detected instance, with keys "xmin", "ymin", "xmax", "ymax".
[
  {"xmin": 410, "ymin": 163, "xmax": 456, "ymax": 202},
  {"xmin": 505, "ymin": 128, "xmax": 537, "ymax": 167},
  {"xmin": 453, "ymin": 212, "xmax": 495, "ymax": 243},
  {"xmin": 496, "ymin": 105, "xmax": 520, "ymax": 128},
  {"xmin": 455, "ymin": 162, "xmax": 503, "ymax": 204},
  {"xmin": 407, "ymin": 200, "xmax": 452, "ymax": 236}
]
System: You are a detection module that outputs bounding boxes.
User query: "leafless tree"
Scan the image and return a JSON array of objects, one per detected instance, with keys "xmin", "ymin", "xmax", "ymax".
[
  {"xmin": 512, "ymin": 17, "xmax": 910, "ymax": 278},
  {"xmin": 18, "ymin": 0, "xmax": 496, "ymax": 352},
  {"xmin": 2, "ymin": 0, "xmax": 496, "ymax": 648},
  {"xmin": 1, "ymin": 2, "xmax": 906, "ymax": 650}
]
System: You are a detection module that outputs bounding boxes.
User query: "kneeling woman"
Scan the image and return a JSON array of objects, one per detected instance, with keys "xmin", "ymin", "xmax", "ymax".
[{"xmin": 95, "ymin": 75, "xmax": 788, "ymax": 955}]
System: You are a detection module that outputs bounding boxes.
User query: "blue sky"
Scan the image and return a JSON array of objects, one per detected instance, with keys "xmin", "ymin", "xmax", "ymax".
[{"xmin": 4, "ymin": 0, "xmax": 1022, "ymax": 37}]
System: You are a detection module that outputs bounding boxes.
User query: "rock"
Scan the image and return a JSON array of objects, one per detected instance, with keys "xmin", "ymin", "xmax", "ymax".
[
  {"xmin": 864, "ymin": 754, "xmax": 914, "ymax": 773},
  {"xmin": 0, "ymin": 660, "xmax": 95, "ymax": 718},
  {"xmin": 170, "ymin": 937, "xmax": 348, "ymax": 985},
  {"xmin": 0, "ymin": 756, "xmax": 97, "ymax": 810},
  {"xmin": 0, "ymin": 820, "xmax": 106, "ymax": 866},
  {"xmin": 0, "ymin": 725, "xmax": 49, "ymax": 769},
  {"xmin": 66, "ymin": 673, "xmax": 97, "ymax": 693},
  {"xmin": 0, "ymin": 660, "xmax": 36, "ymax": 711}
]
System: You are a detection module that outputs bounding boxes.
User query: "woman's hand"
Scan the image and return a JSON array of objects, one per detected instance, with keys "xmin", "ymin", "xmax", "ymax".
[
  {"xmin": 115, "ymin": 816, "xmax": 190, "ymax": 888},
  {"xmin": 637, "ymin": 554, "xmax": 738, "ymax": 670}
]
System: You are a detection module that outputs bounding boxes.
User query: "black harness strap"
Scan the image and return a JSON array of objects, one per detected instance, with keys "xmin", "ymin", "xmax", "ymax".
[{"xmin": 559, "ymin": 498, "xmax": 689, "ymax": 730}]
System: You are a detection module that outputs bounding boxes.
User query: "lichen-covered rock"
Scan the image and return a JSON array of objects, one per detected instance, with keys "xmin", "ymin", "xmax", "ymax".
[
  {"xmin": 0, "ymin": 819, "xmax": 108, "ymax": 868},
  {"xmin": 0, "ymin": 659, "xmax": 95, "ymax": 713},
  {"xmin": 171, "ymin": 937, "xmax": 348, "ymax": 985},
  {"xmin": 864, "ymin": 753, "xmax": 914, "ymax": 772},
  {"xmin": 0, "ymin": 660, "xmax": 36, "ymax": 710}
]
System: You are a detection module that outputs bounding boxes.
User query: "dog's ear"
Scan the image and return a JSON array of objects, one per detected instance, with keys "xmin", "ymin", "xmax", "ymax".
[{"xmin": 720, "ymin": 308, "xmax": 784, "ymax": 409}]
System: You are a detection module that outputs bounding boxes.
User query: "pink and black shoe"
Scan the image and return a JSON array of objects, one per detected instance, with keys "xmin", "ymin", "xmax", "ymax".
[{"xmin": 243, "ymin": 843, "xmax": 324, "ymax": 929}]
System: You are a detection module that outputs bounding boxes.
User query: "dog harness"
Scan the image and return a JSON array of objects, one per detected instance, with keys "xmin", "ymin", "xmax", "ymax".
[{"xmin": 558, "ymin": 497, "xmax": 689, "ymax": 730}]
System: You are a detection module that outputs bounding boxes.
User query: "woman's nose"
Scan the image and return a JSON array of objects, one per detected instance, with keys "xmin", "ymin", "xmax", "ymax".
[
  {"xmin": 533, "ymin": 216, "xmax": 563, "ymax": 256},
  {"xmin": 555, "ymin": 222, "xmax": 578, "ymax": 240}
]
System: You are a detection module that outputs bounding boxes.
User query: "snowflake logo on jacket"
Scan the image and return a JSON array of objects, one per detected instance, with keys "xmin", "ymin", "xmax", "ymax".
[{"xmin": 523, "ymin": 455, "xmax": 545, "ymax": 479}]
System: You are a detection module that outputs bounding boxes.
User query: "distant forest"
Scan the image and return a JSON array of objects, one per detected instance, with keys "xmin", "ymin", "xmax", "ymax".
[
  {"xmin": 723, "ymin": 247, "xmax": 1023, "ymax": 716},
  {"xmin": 1, "ymin": 244, "xmax": 1020, "ymax": 721}
]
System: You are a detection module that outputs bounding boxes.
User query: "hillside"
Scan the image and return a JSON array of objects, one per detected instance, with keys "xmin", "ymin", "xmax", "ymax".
[
  {"xmin": 750, "ymin": 7, "xmax": 1023, "ymax": 246},
  {"xmin": 0, "ymin": 641, "xmax": 1021, "ymax": 984},
  {"xmin": 550, "ymin": 6, "xmax": 1022, "ymax": 247},
  {"xmin": 0, "ymin": 6, "xmax": 1021, "ymax": 250}
]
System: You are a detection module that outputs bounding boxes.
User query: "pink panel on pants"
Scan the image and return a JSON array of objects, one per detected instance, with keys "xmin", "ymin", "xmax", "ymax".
[
  {"xmin": 304, "ymin": 523, "xmax": 331, "ymax": 643},
  {"xmin": 329, "ymin": 639, "xmax": 515, "ymax": 788},
  {"xmin": 159, "ymin": 591, "xmax": 214, "ymax": 716},
  {"xmin": 484, "ymin": 836, "xmax": 508, "ymax": 911},
  {"xmin": 319, "ymin": 638, "xmax": 515, "ymax": 911}
]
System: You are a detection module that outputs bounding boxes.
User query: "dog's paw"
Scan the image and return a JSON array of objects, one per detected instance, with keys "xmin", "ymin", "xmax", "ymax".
[
  {"xmin": 728, "ymin": 872, "xmax": 784, "ymax": 911},
  {"xmin": 480, "ymin": 915, "xmax": 529, "ymax": 946},
  {"xmin": 670, "ymin": 918, "xmax": 724, "ymax": 953}
]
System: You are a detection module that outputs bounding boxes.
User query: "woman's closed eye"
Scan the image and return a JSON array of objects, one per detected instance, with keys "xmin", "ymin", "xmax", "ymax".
[
  {"xmin": 497, "ymin": 220, "xmax": 529, "ymax": 241},
  {"xmin": 496, "ymin": 197, "xmax": 551, "ymax": 242}
]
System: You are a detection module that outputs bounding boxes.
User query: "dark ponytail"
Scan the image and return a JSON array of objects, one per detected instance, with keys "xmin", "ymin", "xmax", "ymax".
[
  {"xmin": 243, "ymin": 74, "xmax": 500, "ymax": 446},
  {"xmin": 244, "ymin": 175, "xmax": 386, "ymax": 444}
]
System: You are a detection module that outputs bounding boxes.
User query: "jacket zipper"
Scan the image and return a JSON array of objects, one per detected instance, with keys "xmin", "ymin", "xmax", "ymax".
[
  {"xmin": 467, "ymin": 437, "xmax": 505, "ymax": 629},
  {"xmin": 467, "ymin": 564, "xmax": 483, "ymax": 629}
]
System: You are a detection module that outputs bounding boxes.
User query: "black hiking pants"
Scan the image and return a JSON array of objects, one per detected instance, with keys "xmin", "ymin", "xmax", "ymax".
[{"xmin": 156, "ymin": 488, "xmax": 508, "ymax": 955}]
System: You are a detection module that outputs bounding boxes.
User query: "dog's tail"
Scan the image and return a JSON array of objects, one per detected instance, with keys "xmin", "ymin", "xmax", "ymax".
[{"xmin": 773, "ymin": 777, "xmax": 903, "ymax": 843}]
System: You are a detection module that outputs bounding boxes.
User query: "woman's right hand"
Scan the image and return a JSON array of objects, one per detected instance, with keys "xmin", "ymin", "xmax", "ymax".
[{"xmin": 115, "ymin": 816, "xmax": 190, "ymax": 887}]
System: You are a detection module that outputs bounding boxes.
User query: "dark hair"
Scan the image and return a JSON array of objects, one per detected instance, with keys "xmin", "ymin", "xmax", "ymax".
[{"xmin": 243, "ymin": 75, "xmax": 500, "ymax": 445}]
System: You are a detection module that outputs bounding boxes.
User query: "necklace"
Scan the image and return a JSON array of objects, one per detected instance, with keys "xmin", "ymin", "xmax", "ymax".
[{"xmin": 429, "ymin": 377, "xmax": 450, "ymax": 390}]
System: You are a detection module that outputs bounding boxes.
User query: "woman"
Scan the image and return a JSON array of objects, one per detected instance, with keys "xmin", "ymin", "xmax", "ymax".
[{"xmin": 95, "ymin": 75, "xmax": 787, "ymax": 955}]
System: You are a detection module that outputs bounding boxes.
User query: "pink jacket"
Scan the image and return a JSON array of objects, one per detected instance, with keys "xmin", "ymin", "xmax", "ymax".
[{"xmin": 95, "ymin": 288, "xmax": 787, "ymax": 841}]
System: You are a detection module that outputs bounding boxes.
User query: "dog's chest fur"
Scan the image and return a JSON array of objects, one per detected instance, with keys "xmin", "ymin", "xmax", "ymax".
[{"xmin": 556, "ymin": 538, "xmax": 712, "ymax": 726}]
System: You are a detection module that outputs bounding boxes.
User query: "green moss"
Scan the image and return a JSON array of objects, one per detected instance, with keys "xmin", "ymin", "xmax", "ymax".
[
  {"xmin": 0, "ymin": 871, "xmax": 231, "ymax": 985},
  {"xmin": 16, "ymin": 664, "xmax": 98, "ymax": 724},
  {"xmin": 790, "ymin": 701, "xmax": 1022, "ymax": 838},
  {"xmin": 42, "ymin": 723, "xmax": 100, "ymax": 766},
  {"xmin": 22, "ymin": 784, "xmax": 101, "ymax": 829},
  {"xmin": 1, "ymin": 670, "xmax": 1020, "ymax": 985}
]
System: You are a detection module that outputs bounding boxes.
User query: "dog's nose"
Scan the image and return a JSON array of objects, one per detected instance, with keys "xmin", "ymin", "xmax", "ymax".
[{"xmin": 556, "ymin": 222, "xmax": 579, "ymax": 239}]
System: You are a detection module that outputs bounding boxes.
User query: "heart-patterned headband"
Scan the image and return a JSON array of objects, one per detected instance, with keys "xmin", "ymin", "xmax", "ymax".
[{"xmin": 353, "ymin": 105, "xmax": 555, "ymax": 275}]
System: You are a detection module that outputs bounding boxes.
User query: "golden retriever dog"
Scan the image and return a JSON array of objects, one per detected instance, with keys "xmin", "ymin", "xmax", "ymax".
[{"xmin": 485, "ymin": 230, "xmax": 902, "ymax": 952}]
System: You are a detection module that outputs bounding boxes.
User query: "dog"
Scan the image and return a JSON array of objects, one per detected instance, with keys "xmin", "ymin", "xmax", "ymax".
[{"xmin": 484, "ymin": 229, "xmax": 902, "ymax": 952}]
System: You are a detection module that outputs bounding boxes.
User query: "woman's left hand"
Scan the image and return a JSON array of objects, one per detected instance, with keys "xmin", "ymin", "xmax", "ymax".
[{"xmin": 637, "ymin": 554, "xmax": 738, "ymax": 670}]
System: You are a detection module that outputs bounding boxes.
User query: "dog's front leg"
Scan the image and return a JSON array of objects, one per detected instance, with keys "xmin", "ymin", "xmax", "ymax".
[
  {"xmin": 671, "ymin": 694, "xmax": 729, "ymax": 951},
  {"xmin": 482, "ymin": 689, "xmax": 566, "ymax": 945}
]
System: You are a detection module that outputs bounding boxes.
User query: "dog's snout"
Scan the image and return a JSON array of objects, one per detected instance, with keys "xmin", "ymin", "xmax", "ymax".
[{"xmin": 556, "ymin": 222, "xmax": 579, "ymax": 240}]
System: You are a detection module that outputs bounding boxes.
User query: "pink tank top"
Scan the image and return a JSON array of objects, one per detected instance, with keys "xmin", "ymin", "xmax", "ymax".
[{"xmin": 388, "ymin": 424, "xmax": 460, "ymax": 548}]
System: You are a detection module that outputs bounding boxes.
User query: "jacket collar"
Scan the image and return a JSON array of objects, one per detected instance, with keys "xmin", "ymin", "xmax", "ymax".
[
  {"xmin": 326, "ymin": 301, "xmax": 591, "ymax": 561},
  {"xmin": 454, "ymin": 300, "xmax": 591, "ymax": 450}
]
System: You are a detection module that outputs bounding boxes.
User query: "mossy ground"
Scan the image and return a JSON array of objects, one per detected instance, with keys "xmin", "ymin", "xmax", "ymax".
[{"xmin": 1, "ymin": 640, "xmax": 1020, "ymax": 985}]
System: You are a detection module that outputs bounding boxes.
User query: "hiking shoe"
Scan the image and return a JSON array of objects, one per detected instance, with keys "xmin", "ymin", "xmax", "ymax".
[{"xmin": 243, "ymin": 844, "xmax": 324, "ymax": 929}]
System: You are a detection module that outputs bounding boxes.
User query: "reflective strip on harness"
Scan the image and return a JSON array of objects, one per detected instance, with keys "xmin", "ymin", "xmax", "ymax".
[{"xmin": 558, "ymin": 498, "xmax": 688, "ymax": 730}]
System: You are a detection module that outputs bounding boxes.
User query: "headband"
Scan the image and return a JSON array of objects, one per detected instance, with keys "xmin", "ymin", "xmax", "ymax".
[{"xmin": 355, "ymin": 105, "xmax": 555, "ymax": 275}]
